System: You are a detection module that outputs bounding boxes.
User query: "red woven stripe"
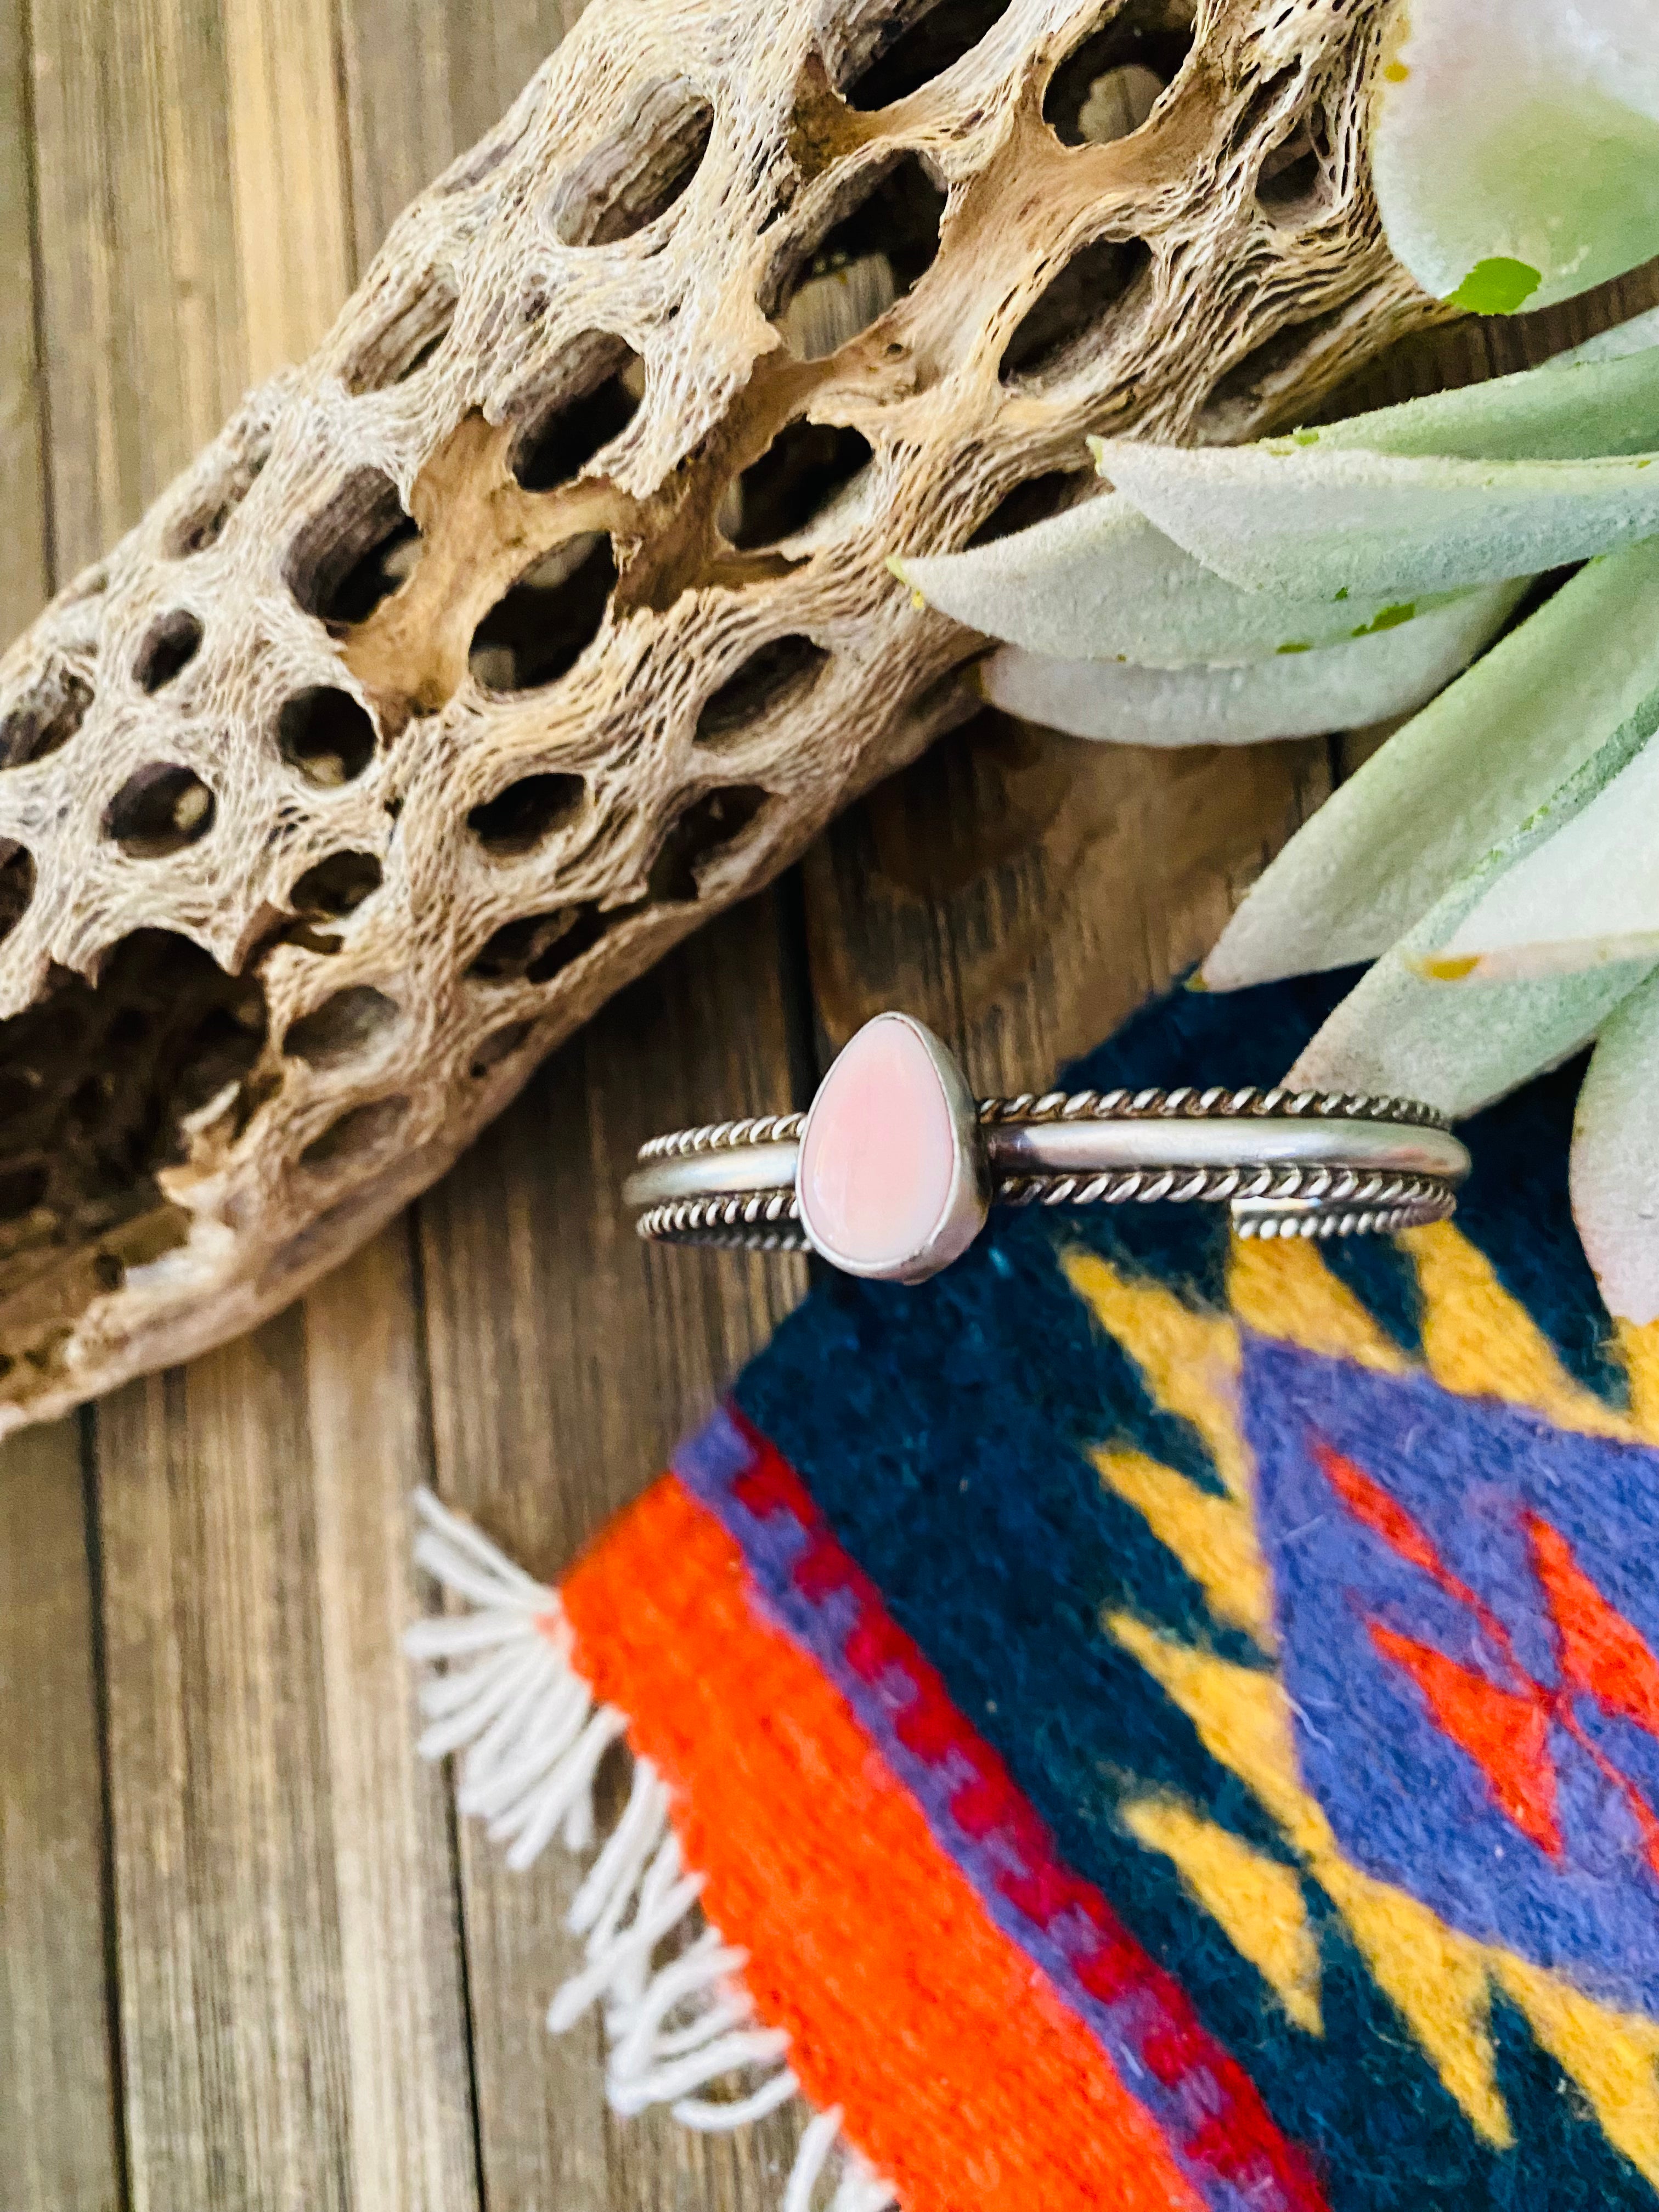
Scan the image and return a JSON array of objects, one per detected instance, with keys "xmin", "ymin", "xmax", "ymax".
[
  {"xmin": 562, "ymin": 1472, "xmax": 1210, "ymax": 2212},
  {"xmin": 724, "ymin": 1412, "xmax": 1327, "ymax": 2212}
]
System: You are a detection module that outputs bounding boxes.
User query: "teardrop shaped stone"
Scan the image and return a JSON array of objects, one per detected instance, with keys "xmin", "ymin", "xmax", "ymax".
[{"xmin": 795, "ymin": 1013, "xmax": 984, "ymax": 1280}]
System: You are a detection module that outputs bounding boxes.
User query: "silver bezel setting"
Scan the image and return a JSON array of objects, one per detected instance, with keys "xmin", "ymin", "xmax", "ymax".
[{"xmin": 794, "ymin": 1014, "xmax": 991, "ymax": 1285}]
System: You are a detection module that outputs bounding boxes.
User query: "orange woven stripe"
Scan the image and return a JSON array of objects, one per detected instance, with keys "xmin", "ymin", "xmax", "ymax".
[{"xmin": 561, "ymin": 1475, "xmax": 1205, "ymax": 2212}]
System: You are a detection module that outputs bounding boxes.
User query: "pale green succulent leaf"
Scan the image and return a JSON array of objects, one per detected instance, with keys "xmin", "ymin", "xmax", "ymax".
[
  {"xmin": 1091, "ymin": 329, "xmax": 1659, "ymax": 600},
  {"xmin": 1203, "ymin": 543, "xmax": 1659, "ymax": 989},
  {"xmin": 1300, "ymin": 334, "xmax": 1659, "ymax": 463},
  {"xmin": 894, "ymin": 311, "xmax": 1659, "ymax": 661},
  {"xmin": 979, "ymin": 583, "xmax": 1520, "ymax": 747},
  {"xmin": 896, "ymin": 495, "xmax": 1477, "ymax": 666},
  {"xmin": 1571, "ymin": 972, "xmax": 1659, "ymax": 1324},
  {"xmin": 1288, "ymin": 687, "xmax": 1659, "ymax": 1115},
  {"xmin": 1550, "ymin": 306, "xmax": 1659, "ymax": 369},
  {"xmin": 1370, "ymin": 0, "xmax": 1659, "ymax": 315},
  {"xmin": 1094, "ymin": 437, "xmax": 1659, "ymax": 600},
  {"xmin": 1289, "ymin": 942, "xmax": 1652, "ymax": 1120},
  {"xmin": 1431, "ymin": 680, "xmax": 1659, "ymax": 981}
]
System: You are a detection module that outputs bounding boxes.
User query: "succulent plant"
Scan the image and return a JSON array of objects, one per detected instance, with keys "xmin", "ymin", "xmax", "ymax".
[
  {"xmin": 904, "ymin": 0, "xmax": 1659, "ymax": 1322},
  {"xmin": 1369, "ymin": 0, "xmax": 1659, "ymax": 316}
]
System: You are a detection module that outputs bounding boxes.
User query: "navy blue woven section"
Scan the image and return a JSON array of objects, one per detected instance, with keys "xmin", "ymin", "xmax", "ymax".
[
  {"xmin": 733, "ymin": 972, "xmax": 1653, "ymax": 2211},
  {"xmin": 1453, "ymin": 1054, "xmax": 1628, "ymax": 1407}
]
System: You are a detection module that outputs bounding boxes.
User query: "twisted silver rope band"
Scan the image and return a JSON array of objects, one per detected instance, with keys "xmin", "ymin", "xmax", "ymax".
[
  {"xmin": 999, "ymin": 1164, "xmax": 1459, "ymax": 1239},
  {"xmin": 636, "ymin": 1114, "xmax": 806, "ymax": 1162},
  {"xmin": 636, "ymin": 1191, "xmax": 808, "ymax": 1251},
  {"xmin": 976, "ymin": 1085, "xmax": 1452, "ymax": 1129},
  {"xmin": 634, "ymin": 1169, "xmax": 1459, "ymax": 1251},
  {"xmin": 1234, "ymin": 1193, "xmax": 1457, "ymax": 1240},
  {"xmin": 636, "ymin": 1087, "xmax": 1452, "ymax": 1165}
]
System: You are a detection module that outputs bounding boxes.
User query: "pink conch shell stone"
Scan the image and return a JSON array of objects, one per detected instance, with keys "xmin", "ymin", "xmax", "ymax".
[{"xmin": 797, "ymin": 1015, "xmax": 962, "ymax": 1276}]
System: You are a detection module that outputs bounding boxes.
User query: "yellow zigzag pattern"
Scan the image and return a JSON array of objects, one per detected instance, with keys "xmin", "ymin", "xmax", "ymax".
[{"xmin": 1064, "ymin": 1236, "xmax": 1659, "ymax": 2185}]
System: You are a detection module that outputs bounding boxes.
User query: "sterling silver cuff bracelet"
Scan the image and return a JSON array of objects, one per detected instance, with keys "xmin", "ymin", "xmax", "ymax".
[{"xmin": 624, "ymin": 1013, "xmax": 1471, "ymax": 1286}]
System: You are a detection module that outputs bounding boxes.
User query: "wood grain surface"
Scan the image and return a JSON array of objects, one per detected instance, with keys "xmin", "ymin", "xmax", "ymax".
[{"xmin": 0, "ymin": 7, "xmax": 1654, "ymax": 2207}]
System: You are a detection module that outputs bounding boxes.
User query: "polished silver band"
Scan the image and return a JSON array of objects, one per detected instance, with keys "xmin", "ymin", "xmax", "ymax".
[{"xmin": 626, "ymin": 1081, "xmax": 1470, "ymax": 1266}]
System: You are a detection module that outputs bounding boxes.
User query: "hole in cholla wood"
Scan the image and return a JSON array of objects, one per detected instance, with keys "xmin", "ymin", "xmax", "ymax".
[
  {"xmin": 549, "ymin": 78, "xmax": 714, "ymax": 245},
  {"xmin": 520, "ymin": 910, "xmax": 607, "ymax": 984},
  {"xmin": 768, "ymin": 150, "xmax": 946, "ymax": 361},
  {"xmin": 0, "ymin": 1164, "xmax": 48, "ymax": 1223},
  {"xmin": 289, "ymin": 850, "xmax": 383, "ymax": 919},
  {"xmin": 645, "ymin": 785, "xmax": 772, "ymax": 902},
  {"xmin": 164, "ymin": 429, "xmax": 270, "ymax": 558},
  {"xmin": 470, "ymin": 537, "xmax": 618, "ymax": 692},
  {"xmin": 511, "ymin": 340, "xmax": 645, "ymax": 491},
  {"xmin": 469, "ymin": 1020, "xmax": 534, "ymax": 1077},
  {"xmin": 300, "ymin": 1096, "xmax": 411, "ymax": 1176},
  {"xmin": 0, "ymin": 929, "xmax": 267, "ymax": 1375},
  {"xmin": 1204, "ymin": 304, "xmax": 1348, "ymax": 435},
  {"xmin": 1224, "ymin": 64, "xmax": 1302, "ymax": 168},
  {"xmin": 998, "ymin": 234, "xmax": 1153, "ymax": 385},
  {"xmin": 344, "ymin": 267, "xmax": 461, "ymax": 394},
  {"xmin": 467, "ymin": 905, "xmax": 610, "ymax": 985},
  {"xmin": 1078, "ymin": 61, "xmax": 1163, "ymax": 140},
  {"xmin": 1257, "ymin": 111, "xmax": 1334, "ymax": 224},
  {"xmin": 467, "ymin": 773, "xmax": 588, "ymax": 855},
  {"xmin": 838, "ymin": 0, "xmax": 1017, "ymax": 111},
  {"xmin": 728, "ymin": 424, "xmax": 873, "ymax": 550},
  {"xmin": 286, "ymin": 467, "xmax": 424, "ymax": 629},
  {"xmin": 967, "ymin": 468, "xmax": 1092, "ymax": 546},
  {"xmin": 1043, "ymin": 1, "xmax": 1197, "ymax": 146},
  {"xmin": 104, "ymin": 764, "xmax": 216, "ymax": 857},
  {"xmin": 278, "ymin": 687, "xmax": 380, "ymax": 788},
  {"xmin": 778, "ymin": 253, "xmax": 897, "ymax": 364},
  {"xmin": 696, "ymin": 636, "xmax": 830, "ymax": 744},
  {"xmin": 0, "ymin": 662, "xmax": 93, "ymax": 766},
  {"xmin": 0, "ymin": 843, "xmax": 33, "ymax": 945},
  {"xmin": 285, "ymin": 986, "xmax": 402, "ymax": 1070},
  {"xmin": 134, "ymin": 610, "xmax": 204, "ymax": 694}
]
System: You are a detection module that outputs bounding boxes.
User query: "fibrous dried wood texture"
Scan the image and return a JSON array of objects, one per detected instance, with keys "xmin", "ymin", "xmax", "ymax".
[{"xmin": 0, "ymin": 0, "xmax": 1433, "ymax": 1426}]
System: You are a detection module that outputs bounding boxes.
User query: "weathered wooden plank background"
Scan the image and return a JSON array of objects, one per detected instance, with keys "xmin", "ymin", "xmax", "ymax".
[{"xmin": 0, "ymin": 6, "xmax": 1654, "ymax": 2208}]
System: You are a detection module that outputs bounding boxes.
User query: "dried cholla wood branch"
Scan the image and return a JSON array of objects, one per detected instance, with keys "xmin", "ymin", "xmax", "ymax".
[{"xmin": 0, "ymin": 0, "xmax": 1436, "ymax": 1427}]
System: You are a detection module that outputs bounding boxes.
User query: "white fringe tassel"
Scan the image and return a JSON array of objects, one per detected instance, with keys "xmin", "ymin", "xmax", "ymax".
[{"xmin": 407, "ymin": 1488, "xmax": 896, "ymax": 2212}]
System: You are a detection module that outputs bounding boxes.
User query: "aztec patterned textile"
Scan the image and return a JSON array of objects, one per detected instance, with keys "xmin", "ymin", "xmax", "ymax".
[{"xmin": 410, "ymin": 973, "xmax": 1659, "ymax": 2212}]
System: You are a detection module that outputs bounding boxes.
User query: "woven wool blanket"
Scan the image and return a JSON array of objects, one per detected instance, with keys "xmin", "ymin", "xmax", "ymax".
[{"xmin": 409, "ymin": 972, "xmax": 1659, "ymax": 2212}]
